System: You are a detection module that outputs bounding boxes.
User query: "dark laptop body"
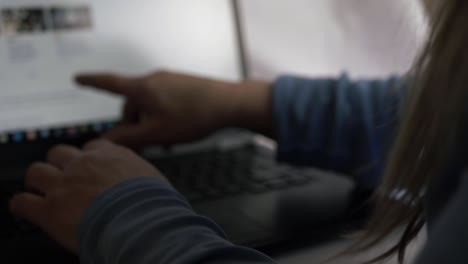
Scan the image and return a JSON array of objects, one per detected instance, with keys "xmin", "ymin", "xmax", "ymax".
[{"xmin": 0, "ymin": 129, "xmax": 361, "ymax": 263}]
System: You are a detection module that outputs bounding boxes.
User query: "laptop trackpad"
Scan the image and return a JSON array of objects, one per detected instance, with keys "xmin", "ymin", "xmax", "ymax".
[{"xmin": 195, "ymin": 205, "xmax": 273, "ymax": 245}]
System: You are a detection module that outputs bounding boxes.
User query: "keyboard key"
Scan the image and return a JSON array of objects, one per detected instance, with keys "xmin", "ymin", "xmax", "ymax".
[
  {"xmin": 287, "ymin": 175, "xmax": 311, "ymax": 185},
  {"xmin": 265, "ymin": 179, "xmax": 290, "ymax": 190},
  {"xmin": 201, "ymin": 188, "xmax": 223, "ymax": 199},
  {"xmin": 245, "ymin": 183, "xmax": 269, "ymax": 194},
  {"xmin": 222, "ymin": 184, "xmax": 243, "ymax": 195},
  {"xmin": 150, "ymin": 144, "xmax": 315, "ymax": 201},
  {"xmin": 235, "ymin": 166, "xmax": 252, "ymax": 175},
  {"xmin": 250, "ymin": 170, "xmax": 281, "ymax": 182},
  {"xmin": 213, "ymin": 178, "xmax": 230, "ymax": 189}
]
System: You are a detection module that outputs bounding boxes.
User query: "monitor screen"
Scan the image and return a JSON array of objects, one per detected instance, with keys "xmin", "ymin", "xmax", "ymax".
[{"xmin": 0, "ymin": 0, "xmax": 241, "ymax": 143}]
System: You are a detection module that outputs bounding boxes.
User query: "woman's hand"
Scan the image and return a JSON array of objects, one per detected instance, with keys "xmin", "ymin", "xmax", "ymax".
[
  {"xmin": 76, "ymin": 71, "xmax": 273, "ymax": 148},
  {"xmin": 9, "ymin": 139, "xmax": 165, "ymax": 253}
]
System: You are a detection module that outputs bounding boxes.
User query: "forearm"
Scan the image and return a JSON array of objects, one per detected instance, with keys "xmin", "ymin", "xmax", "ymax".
[
  {"xmin": 79, "ymin": 177, "xmax": 276, "ymax": 264},
  {"xmin": 217, "ymin": 80, "xmax": 274, "ymax": 138},
  {"xmin": 216, "ymin": 73, "xmax": 406, "ymax": 189}
]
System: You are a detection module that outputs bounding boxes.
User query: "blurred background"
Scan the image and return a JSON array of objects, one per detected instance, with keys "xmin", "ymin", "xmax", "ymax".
[{"xmin": 240, "ymin": 0, "xmax": 427, "ymax": 79}]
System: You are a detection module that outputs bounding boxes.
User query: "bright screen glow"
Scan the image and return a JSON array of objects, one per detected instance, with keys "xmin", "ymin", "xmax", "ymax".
[{"xmin": 0, "ymin": 0, "xmax": 241, "ymax": 133}]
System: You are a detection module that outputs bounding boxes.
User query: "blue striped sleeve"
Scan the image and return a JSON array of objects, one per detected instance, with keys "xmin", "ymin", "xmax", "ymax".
[
  {"xmin": 79, "ymin": 177, "xmax": 276, "ymax": 264},
  {"xmin": 273, "ymin": 74, "xmax": 405, "ymax": 189}
]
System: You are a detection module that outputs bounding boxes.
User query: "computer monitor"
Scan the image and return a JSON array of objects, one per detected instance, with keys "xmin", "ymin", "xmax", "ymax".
[{"xmin": 0, "ymin": 0, "xmax": 242, "ymax": 147}]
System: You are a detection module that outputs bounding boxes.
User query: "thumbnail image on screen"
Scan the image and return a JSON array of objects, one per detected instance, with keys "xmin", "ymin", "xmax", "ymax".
[
  {"xmin": 51, "ymin": 6, "xmax": 92, "ymax": 31},
  {"xmin": 2, "ymin": 8, "xmax": 48, "ymax": 34}
]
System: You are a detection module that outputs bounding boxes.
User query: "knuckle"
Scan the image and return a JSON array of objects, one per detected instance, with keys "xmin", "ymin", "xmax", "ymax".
[
  {"xmin": 98, "ymin": 142, "xmax": 117, "ymax": 152},
  {"xmin": 79, "ymin": 154, "xmax": 97, "ymax": 165},
  {"xmin": 119, "ymin": 148, "xmax": 135, "ymax": 159},
  {"xmin": 27, "ymin": 162, "xmax": 50, "ymax": 178},
  {"xmin": 151, "ymin": 70, "xmax": 171, "ymax": 84},
  {"xmin": 72, "ymin": 153, "xmax": 98, "ymax": 169},
  {"xmin": 111, "ymin": 143, "xmax": 133, "ymax": 154},
  {"xmin": 153, "ymin": 70, "xmax": 170, "ymax": 79},
  {"xmin": 26, "ymin": 162, "xmax": 44, "ymax": 176},
  {"xmin": 84, "ymin": 139, "xmax": 112, "ymax": 150},
  {"xmin": 25, "ymin": 163, "xmax": 43, "ymax": 183},
  {"xmin": 47, "ymin": 144, "xmax": 67, "ymax": 160}
]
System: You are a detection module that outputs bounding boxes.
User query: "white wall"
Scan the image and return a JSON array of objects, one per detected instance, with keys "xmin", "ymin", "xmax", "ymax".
[{"xmin": 240, "ymin": 0, "xmax": 428, "ymax": 80}]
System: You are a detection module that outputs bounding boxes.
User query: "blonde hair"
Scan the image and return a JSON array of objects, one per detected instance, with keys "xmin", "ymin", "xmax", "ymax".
[
  {"xmin": 422, "ymin": 0, "xmax": 440, "ymax": 19},
  {"xmin": 351, "ymin": 1, "xmax": 468, "ymax": 263}
]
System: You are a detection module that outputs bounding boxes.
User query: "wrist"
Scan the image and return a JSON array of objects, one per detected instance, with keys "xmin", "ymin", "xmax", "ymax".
[{"xmin": 217, "ymin": 80, "xmax": 273, "ymax": 136}]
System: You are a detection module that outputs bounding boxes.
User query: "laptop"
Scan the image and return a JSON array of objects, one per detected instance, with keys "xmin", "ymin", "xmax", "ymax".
[{"xmin": 0, "ymin": 0, "xmax": 360, "ymax": 262}]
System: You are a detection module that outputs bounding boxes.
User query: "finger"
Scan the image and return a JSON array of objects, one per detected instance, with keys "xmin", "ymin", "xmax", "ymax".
[
  {"xmin": 122, "ymin": 100, "xmax": 139, "ymax": 124},
  {"xmin": 83, "ymin": 139, "xmax": 114, "ymax": 151},
  {"xmin": 75, "ymin": 73, "xmax": 139, "ymax": 96},
  {"xmin": 103, "ymin": 123, "xmax": 156, "ymax": 148},
  {"xmin": 10, "ymin": 193, "xmax": 48, "ymax": 227},
  {"xmin": 47, "ymin": 145, "xmax": 83, "ymax": 169},
  {"xmin": 25, "ymin": 163, "xmax": 63, "ymax": 194}
]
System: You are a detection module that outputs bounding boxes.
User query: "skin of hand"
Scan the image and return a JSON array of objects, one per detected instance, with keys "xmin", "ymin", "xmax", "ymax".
[
  {"xmin": 9, "ymin": 139, "xmax": 165, "ymax": 254},
  {"xmin": 75, "ymin": 71, "xmax": 274, "ymax": 148}
]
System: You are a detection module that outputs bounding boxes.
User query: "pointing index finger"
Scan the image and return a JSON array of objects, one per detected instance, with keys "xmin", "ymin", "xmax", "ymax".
[{"xmin": 75, "ymin": 73, "xmax": 139, "ymax": 96}]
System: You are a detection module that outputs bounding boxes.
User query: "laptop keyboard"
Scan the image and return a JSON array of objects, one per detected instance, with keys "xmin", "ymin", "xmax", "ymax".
[
  {"xmin": 0, "ymin": 143, "xmax": 314, "ymax": 238},
  {"xmin": 152, "ymin": 144, "xmax": 314, "ymax": 203}
]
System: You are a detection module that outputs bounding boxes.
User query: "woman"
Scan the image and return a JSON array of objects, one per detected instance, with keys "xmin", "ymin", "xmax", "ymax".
[{"xmin": 9, "ymin": 0, "xmax": 465, "ymax": 263}]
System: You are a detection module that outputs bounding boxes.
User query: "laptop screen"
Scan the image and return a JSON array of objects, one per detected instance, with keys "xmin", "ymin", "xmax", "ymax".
[{"xmin": 0, "ymin": 0, "xmax": 242, "ymax": 144}]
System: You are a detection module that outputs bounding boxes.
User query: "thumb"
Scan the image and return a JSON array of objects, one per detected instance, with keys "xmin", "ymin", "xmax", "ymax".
[
  {"xmin": 75, "ymin": 73, "xmax": 140, "ymax": 96},
  {"xmin": 10, "ymin": 193, "xmax": 48, "ymax": 228},
  {"xmin": 104, "ymin": 123, "xmax": 157, "ymax": 148}
]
